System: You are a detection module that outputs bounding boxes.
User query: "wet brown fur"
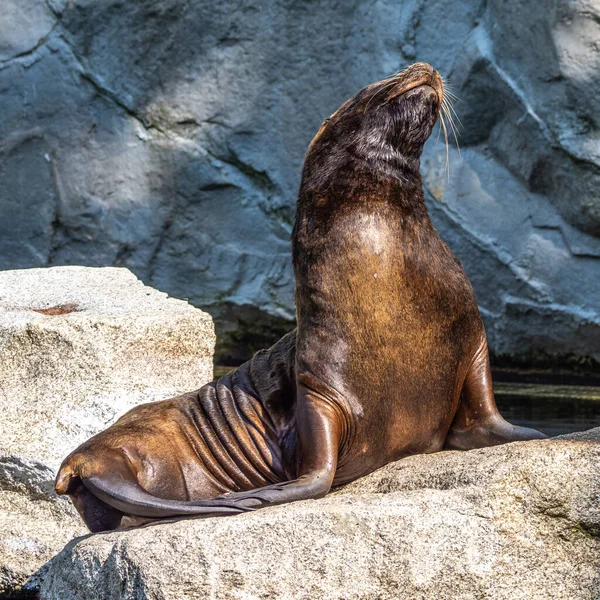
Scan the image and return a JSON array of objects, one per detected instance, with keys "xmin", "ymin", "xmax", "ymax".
[{"xmin": 55, "ymin": 63, "xmax": 545, "ymax": 532}]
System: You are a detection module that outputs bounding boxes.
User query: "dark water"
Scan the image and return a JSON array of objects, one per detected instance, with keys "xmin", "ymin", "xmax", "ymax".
[{"xmin": 494, "ymin": 382, "xmax": 600, "ymax": 437}]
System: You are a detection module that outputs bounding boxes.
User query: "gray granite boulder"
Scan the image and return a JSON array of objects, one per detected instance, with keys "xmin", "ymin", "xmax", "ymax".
[
  {"xmin": 0, "ymin": 266, "xmax": 215, "ymax": 597},
  {"xmin": 40, "ymin": 431, "xmax": 600, "ymax": 600},
  {"xmin": 1, "ymin": 0, "xmax": 599, "ymax": 362},
  {"xmin": 0, "ymin": 266, "xmax": 215, "ymax": 471}
]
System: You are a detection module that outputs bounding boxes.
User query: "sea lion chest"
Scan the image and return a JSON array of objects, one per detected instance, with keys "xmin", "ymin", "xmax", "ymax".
[{"xmin": 295, "ymin": 204, "xmax": 480, "ymax": 483}]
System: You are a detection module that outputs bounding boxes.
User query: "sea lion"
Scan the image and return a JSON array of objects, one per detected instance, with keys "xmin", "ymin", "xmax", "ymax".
[{"xmin": 55, "ymin": 62, "xmax": 546, "ymax": 532}]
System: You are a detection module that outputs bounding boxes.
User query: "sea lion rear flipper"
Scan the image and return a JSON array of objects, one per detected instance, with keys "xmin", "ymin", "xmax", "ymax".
[
  {"xmin": 445, "ymin": 337, "xmax": 547, "ymax": 450},
  {"xmin": 82, "ymin": 473, "xmax": 253, "ymax": 518},
  {"xmin": 55, "ymin": 452, "xmax": 252, "ymax": 529}
]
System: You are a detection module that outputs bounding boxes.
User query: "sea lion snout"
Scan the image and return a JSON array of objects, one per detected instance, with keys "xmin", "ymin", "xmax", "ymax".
[{"xmin": 386, "ymin": 62, "xmax": 444, "ymax": 106}]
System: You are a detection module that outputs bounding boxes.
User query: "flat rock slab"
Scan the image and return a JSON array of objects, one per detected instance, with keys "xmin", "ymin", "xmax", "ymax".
[
  {"xmin": 0, "ymin": 266, "xmax": 215, "ymax": 470},
  {"xmin": 41, "ymin": 432, "xmax": 600, "ymax": 600},
  {"xmin": 0, "ymin": 266, "xmax": 215, "ymax": 597}
]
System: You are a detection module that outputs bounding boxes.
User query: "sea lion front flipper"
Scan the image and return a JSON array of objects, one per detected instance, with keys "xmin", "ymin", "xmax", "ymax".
[
  {"xmin": 211, "ymin": 382, "xmax": 343, "ymax": 508},
  {"xmin": 445, "ymin": 337, "xmax": 547, "ymax": 450}
]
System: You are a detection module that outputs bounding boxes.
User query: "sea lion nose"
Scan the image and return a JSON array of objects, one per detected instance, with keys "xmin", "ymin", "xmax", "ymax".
[
  {"xmin": 417, "ymin": 63, "xmax": 439, "ymax": 83},
  {"xmin": 407, "ymin": 63, "xmax": 441, "ymax": 92},
  {"xmin": 408, "ymin": 62, "xmax": 443, "ymax": 103},
  {"xmin": 408, "ymin": 62, "xmax": 435, "ymax": 74}
]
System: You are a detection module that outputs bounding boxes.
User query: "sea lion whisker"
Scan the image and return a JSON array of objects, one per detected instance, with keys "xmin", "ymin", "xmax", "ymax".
[
  {"xmin": 441, "ymin": 83, "xmax": 457, "ymax": 98},
  {"xmin": 443, "ymin": 96, "xmax": 463, "ymax": 128},
  {"xmin": 436, "ymin": 99, "xmax": 449, "ymax": 145},
  {"xmin": 436, "ymin": 102, "xmax": 447, "ymax": 144},
  {"xmin": 449, "ymin": 121, "xmax": 462, "ymax": 158},
  {"xmin": 439, "ymin": 110, "xmax": 450, "ymax": 177},
  {"xmin": 443, "ymin": 111, "xmax": 453, "ymax": 165},
  {"xmin": 445, "ymin": 110, "xmax": 463, "ymax": 145},
  {"xmin": 444, "ymin": 100, "xmax": 462, "ymax": 143},
  {"xmin": 444, "ymin": 89, "xmax": 461, "ymax": 102},
  {"xmin": 442, "ymin": 100, "xmax": 461, "ymax": 158},
  {"xmin": 447, "ymin": 111, "xmax": 462, "ymax": 152},
  {"xmin": 442, "ymin": 97, "xmax": 460, "ymax": 136}
]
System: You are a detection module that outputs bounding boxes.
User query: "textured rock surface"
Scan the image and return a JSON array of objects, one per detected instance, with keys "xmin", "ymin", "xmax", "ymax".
[
  {"xmin": 1, "ymin": 0, "xmax": 599, "ymax": 361},
  {"xmin": 0, "ymin": 266, "xmax": 215, "ymax": 596},
  {"xmin": 0, "ymin": 266, "xmax": 215, "ymax": 471},
  {"xmin": 40, "ymin": 431, "xmax": 600, "ymax": 600},
  {"xmin": 0, "ymin": 457, "xmax": 86, "ymax": 598}
]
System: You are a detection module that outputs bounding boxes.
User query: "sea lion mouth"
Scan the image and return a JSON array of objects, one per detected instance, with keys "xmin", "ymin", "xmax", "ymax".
[
  {"xmin": 399, "ymin": 84, "xmax": 439, "ymax": 103},
  {"xmin": 384, "ymin": 71, "xmax": 444, "ymax": 109}
]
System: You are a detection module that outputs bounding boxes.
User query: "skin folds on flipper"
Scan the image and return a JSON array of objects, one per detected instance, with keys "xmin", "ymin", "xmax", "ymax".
[{"xmin": 55, "ymin": 333, "xmax": 298, "ymax": 530}]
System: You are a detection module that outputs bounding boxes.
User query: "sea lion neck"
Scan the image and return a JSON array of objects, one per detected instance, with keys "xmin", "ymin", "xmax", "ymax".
[
  {"xmin": 302, "ymin": 125, "xmax": 423, "ymax": 184},
  {"xmin": 296, "ymin": 148, "xmax": 428, "ymax": 220}
]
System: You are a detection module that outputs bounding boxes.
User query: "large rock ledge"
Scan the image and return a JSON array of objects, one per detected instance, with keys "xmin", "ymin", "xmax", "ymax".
[
  {"xmin": 41, "ymin": 431, "xmax": 600, "ymax": 600},
  {"xmin": 0, "ymin": 266, "xmax": 216, "ymax": 597}
]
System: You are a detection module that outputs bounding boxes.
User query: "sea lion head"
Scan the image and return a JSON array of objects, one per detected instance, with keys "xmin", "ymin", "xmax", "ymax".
[{"xmin": 304, "ymin": 63, "xmax": 444, "ymax": 184}]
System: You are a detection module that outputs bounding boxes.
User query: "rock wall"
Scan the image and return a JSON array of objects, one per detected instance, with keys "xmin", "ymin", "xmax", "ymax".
[{"xmin": 2, "ymin": 0, "xmax": 599, "ymax": 362}]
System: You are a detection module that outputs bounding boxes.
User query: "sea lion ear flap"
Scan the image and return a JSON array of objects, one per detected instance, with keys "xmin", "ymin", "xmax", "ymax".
[{"xmin": 308, "ymin": 118, "xmax": 331, "ymax": 152}]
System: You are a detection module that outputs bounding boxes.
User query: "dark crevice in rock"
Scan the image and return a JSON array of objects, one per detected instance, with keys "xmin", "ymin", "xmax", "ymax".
[
  {"xmin": 203, "ymin": 116, "xmax": 233, "ymax": 128},
  {"xmin": 77, "ymin": 70, "xmax": 153, "ymax": 131},
  {"xmin": 0, "ymin": 130, "xmax": 45, "ymax": 156},
  {"xmin": 114, "ymin": 244, "xmax": 136, "ymax": 266},
  {"xmin": 0, "ymin": 590, "xmax": 40, "ymax": 600},
  {"xmin": 198, "ymin": 182, "xmax": 238, "ymax": 192},
  {"xmin": 54, "ymin": 31, "xmax": 168, "ymax": 137},
  {"xmin": 203, "ymin": 147, "xmax": 295, "ymax": 231},
  {"xmin": 0, "ymin": 18, "xmax": 61, "ymax": 69},
  {"xmin": 209, "ymin": 302, "xmax": 295, "ymax": 365},
  {"xmin": 473, "ymin": 0, "xmax": 488, "ymax": 24},
  {"xmin": 490, "ymin": 350, "xmax": 600, "ymax": 378},
  {"xmin": 205, "ymin": 148, "xmax": 279, "ymax": 196},
  {"xmin": 578, "ymin": 521, "xmax": 600, "ymax": 538}
]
